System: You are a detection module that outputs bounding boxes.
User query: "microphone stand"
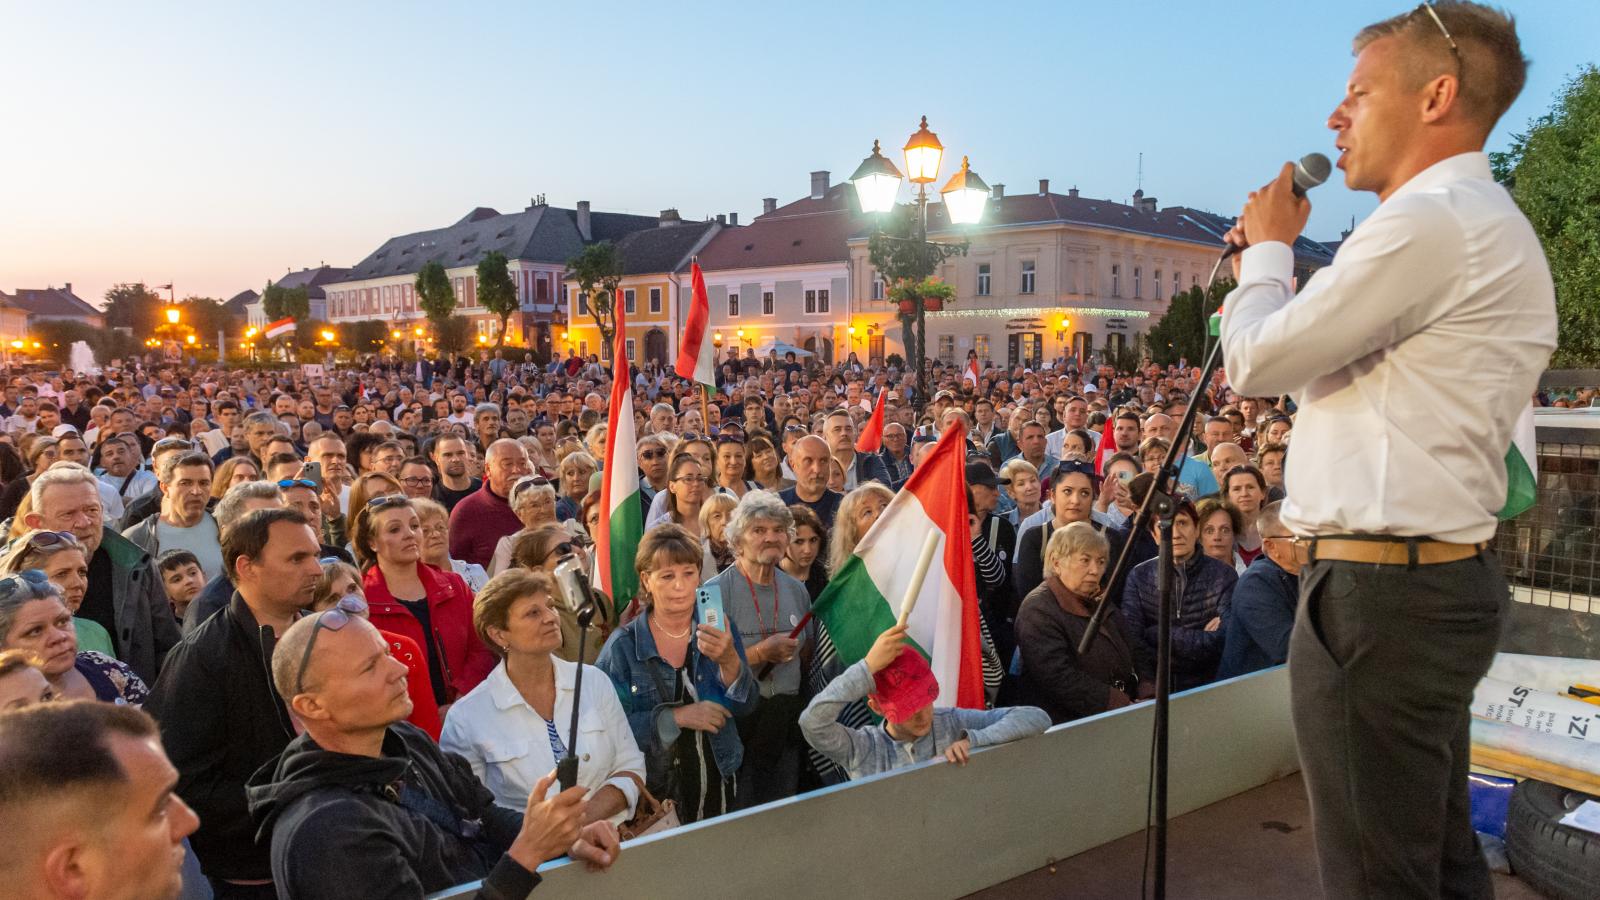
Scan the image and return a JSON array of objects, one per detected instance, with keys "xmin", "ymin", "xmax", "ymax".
[
  {"xmin": 1076, "ymin": 250, "xmax": 1230, "ymax": 900},
  {"xmin": 553, "ymin": 557, "xmax": 600, "ymax": 791}
]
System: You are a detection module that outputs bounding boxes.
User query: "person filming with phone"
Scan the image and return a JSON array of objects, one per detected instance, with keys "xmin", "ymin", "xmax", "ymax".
[{"xmin": 595, "ymin": 525, "xmax": 756, "ymax": 822}]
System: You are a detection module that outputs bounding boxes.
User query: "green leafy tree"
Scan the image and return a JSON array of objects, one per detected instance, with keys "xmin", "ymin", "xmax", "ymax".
[
  {"xmin": 178, "ymin": 297, "xmax": 231, "ymax": 342},
  {"xmin": 260, "ymin": 280, "xmax": 310, "ymax": 323},
  {"xmin": 566, "ymin": 242, "xmax": 624, "ymax": 349},
  {"xmin": 436, "ymin": 316, "xmax": 472, "ymax": 355},
  {"xmin": 415, "ymin": 261, "xmax": 456, "ymax": 329},
  {"xmin": 102, "ymin": 283, "xmax": 163, "ymax": 337},
  {"xmin": 1146, "ymin": 279, "xmax": 1234, "ymax": 368},
  {"xmin": 476, "ymin": 251, "xmax": 519, "ymax": 347},
  {"xmin": 342, "ymin": 320, "xmax": 390, "ymax": 354},
  {"xmin": 1491, "ymin": 65, "xmax": 1600, "ymax": 365}
]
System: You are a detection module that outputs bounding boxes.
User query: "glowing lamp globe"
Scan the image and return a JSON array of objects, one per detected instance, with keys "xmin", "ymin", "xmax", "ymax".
[
  {"xmin": 849, "ymin": 139, "xmax": 904, "ymax": 215},
  {"xmin": 940, "ymin": 156, "xmax": 990, "ymax": 226},
  {"xmin": 902, "ymin": 116, "xmax": 945, "ymax": 185}
]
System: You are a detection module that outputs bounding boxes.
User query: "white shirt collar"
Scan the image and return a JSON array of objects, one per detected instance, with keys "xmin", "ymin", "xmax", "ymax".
[
  {"xmin": 1387, "ymin": 151, "xmax": 1492, "ymax": 203},
  {"xmin": 486, "ymin": 656, "xmax": 579, "ymax": 712}
]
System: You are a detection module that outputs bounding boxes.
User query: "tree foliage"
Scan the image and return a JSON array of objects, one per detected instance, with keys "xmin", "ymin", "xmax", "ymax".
[
  {"xmin": 32, "ymin": 320, "xmax": 142, "ymax": 368},
  {"xmin": 1146, "ymin": 279, "xmax": 1234, "ymax": 367},
  {"xmin": 865, "ymin": 203, "xmax": 968, "ymax": 285},
  {"xmin": 566, "ymin": 242, "xmax": 624, "ymax": 349},
  {"xmin": 342, "ymin": 320, "xmax": 391, "ymax": 354},
  {"xmin": 435, "ymin": 316, "xmax": 472, "ymax": 355},
  {"xmin": 476, "ymin": 250, "xmax": 519, "ymax": 346},
  {"xmin": 415, "ymin": 261, "xmax": 456, "ymax": 326},
  {"xmin": 102, "ymin": 283, "xmax": 163, "ymax": 336},
  {"xmin": 261, "ymin": 280, "xmax": 310, "ymax": 324},
  {"xmin": 1491, "ymin": 66, "xmax": 1600, "ymax": 366},
  {"xmin": 177, "ymin": 297, "xmax": 233, "ymax": 341}
]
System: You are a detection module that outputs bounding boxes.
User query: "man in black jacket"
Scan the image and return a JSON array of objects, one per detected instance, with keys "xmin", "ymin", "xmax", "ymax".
[
  {"xmin": 821, "ymin": 409, "xmax": 890, "ymax": 489},
  {"xmin": 147, "ymin": 507, "xmax": 324, "ymax": 899},
  {"xmin": 248, "ymin": 614, "xmax": 619, "ymax": 899}
]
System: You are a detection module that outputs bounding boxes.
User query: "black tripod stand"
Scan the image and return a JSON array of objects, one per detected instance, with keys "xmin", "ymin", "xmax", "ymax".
[{"xmin": 1077, "ymin": 254, "xmax": 1231, "ymax": 900}]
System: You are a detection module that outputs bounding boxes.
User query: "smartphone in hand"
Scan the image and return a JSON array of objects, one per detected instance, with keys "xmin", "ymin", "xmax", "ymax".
[{"xmin": 696, "ymin": 585, "xmax": 727, "ymax": 631}]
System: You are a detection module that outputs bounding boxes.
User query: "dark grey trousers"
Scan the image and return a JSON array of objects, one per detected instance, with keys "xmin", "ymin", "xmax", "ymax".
[{"xmin": 1289, "ymin": 550, "xmax": 1507, "ymax": 900}]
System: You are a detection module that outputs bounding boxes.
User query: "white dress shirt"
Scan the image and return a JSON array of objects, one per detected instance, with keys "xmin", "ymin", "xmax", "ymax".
[
  {"xmin": 1221, "ymin": 152, "xmax": 1556, "ymax": 543},
  {"xmin": 441, "ymin": 657, "xmax": 645, "ymax": 823}
]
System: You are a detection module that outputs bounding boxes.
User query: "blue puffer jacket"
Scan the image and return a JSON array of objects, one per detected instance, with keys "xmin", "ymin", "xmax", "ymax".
[{"xmin": 1119, "ymin": 551, "xmax": 1237, "ymax": 691}]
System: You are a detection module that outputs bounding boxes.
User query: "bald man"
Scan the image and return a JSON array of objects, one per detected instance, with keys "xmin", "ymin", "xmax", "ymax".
[
  {"xmin": 780, "ymin": 435, "xmax": 844, "ymax": 529},
  {"xmin": 448, "ymin": 439, "xmax": 532, "ymax": 568}
]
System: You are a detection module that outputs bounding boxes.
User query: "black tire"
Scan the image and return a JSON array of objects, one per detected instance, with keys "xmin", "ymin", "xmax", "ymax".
[{"xmin": 1504, "ymin": 778, "xmax": 1600, "ymax": 900}]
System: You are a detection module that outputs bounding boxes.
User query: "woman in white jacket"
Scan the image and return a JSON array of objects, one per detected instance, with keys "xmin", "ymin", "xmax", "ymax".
[{"xmin": 441, "ymin": 568, "xmax": 645, "ymax": 825}]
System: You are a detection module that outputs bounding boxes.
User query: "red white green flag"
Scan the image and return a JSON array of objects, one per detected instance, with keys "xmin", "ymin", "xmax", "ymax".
[{"xmin": 597, "ymin": 294, "xmax": 641, "ymax": 616}]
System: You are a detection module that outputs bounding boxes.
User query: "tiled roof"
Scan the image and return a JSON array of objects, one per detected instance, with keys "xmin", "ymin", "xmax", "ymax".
[
  {"xmin": 268, "ymin": 266, "xmax": 350, "ymax": 300},
  {"xmin": 223, "ymin": 289, "xmax": 259, "ymax": 316},
  {"xmin": 613, "ymin": 221, "xmax": 722, "ymax": 276},
  {"xmin": 690, "ymin": 183, "xmax": 868, "ymax": 272},
  {"xmin": 336, "ymin": 205, "xmax": 660, "ymax": 284},
  {"xmin": 7, "ymin": 286, "xmax": 102, "ymax": 319}
]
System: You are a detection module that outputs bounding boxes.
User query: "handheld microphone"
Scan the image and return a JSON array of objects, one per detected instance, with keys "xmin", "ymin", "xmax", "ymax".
[{"xmin": 1220, "ymin": 152, "xmax": 1332, "ymax": 259}]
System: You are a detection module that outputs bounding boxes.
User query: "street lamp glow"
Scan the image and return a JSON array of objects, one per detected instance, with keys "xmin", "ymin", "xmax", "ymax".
[
  {"xmin": 713, "ymin": 331, "xmax": 723, "ymax": 346},
  {"xmin": 477, "ymin": 334, "xmax": 489, "ymax": 345},
  {"xmin": 320, "ymin": 330, "xmax": 335, "ymax": 342},
  {"xmin": 940, "ymin": 156, "xmax": 990, "ymax": 225},
  {"xmin": 165, "ymin": 308, "xmax": 180, "ymax": 325},
  {"xmin": 413, "ymin": 326, "xmax": 425, "ymax": 337},
  {"xmin": 903, "ymin": 116, "xmax": 944, "ymax": 185},
  {"xmin": 245, "ymin": 327, "xmax": 258, "ymax": 338},
  {"xmin": 9, "ymin": 341, "xmax": 22, "ymax": 350},
  {"xmin": 185, "ymin": 335, "xmax": 196, "ymax": 345},
  {"xmin": 735, "ymin": 328, "xmax": 746, "ymax": 341},
  {"xmin": 391, "ymin": 330, "xmax": 402, "ymax": 339},
  {"xmin": 849, "ymin": 139, "xmax": 904, "ymax": 215}
]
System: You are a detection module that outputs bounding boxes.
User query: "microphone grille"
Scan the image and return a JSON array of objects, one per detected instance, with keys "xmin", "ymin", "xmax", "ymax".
[{"xmin": 1295, "ymin": 153, "xmax": 1333, "ymax": 191}]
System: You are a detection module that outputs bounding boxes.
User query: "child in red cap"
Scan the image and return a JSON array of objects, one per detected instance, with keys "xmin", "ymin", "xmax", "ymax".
[{"xmin": 799, "ymin": 625, "xmax": 1049, "ymax": 780}]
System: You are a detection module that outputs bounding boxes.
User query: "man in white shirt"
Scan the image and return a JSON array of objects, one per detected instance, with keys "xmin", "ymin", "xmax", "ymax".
[
  {"xmin": 98, "ymin": 432, "xmax": 158, "ymax": 511},
  {"xmin": 1219, "ymin": 6, "xmax": 1555, "ymax": 897}
]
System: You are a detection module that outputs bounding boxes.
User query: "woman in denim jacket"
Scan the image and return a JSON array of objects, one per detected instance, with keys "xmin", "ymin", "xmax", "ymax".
[{"xmin": 596, "ymin": 524, "xmax": 756, "ymax": 823}]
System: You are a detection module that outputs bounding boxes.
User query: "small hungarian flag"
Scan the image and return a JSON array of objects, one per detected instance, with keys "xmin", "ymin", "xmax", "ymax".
[
  {"xmin": 597, "ymin": 296, "xmax": 642, "ymax": 616},
  {"xmin": 811, "ymin": 421, "xmax": 985, "ymax": 709},
  {"xmin": 674, "ymin": 261, "xmax": 715, "ymax": 388},
  {"xmin": 1093, "ymin": 413, "xmax": 1118, "ymax": 474},
  {"xmin": 265, "ymin": 317, "xmax": 296, "ymax": 339},
  {"xmin": 856, "ymin": 389, "xmax": 887, "ymax": 454},
  {"xmin": 1208, "ymin": 304, "xmax": 1223, "ymax": 337},
  {"xmin": 963, "ymin": 357, "xmax": 980, "ymax": 387},
  {"xmin": 1499, "ymin": 402, "xmax": 1538, "ymax": 520}
]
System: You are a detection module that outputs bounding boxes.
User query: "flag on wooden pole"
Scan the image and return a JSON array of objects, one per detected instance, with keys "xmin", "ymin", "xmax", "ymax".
[
  {"xmin": 597, "ymin": 294, "xmax": 642, "ymax": 616},
  {"xmin": 675, "ymin": 261, "xmax": 715, "ymax": 389}
]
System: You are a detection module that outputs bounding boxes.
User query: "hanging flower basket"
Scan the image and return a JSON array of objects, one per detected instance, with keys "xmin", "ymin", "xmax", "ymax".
[
  {"xmin": 898, "ymin": 299, "xmax": 918, "ymax": 316},
  {"xmin": 923, "ymin": 297, "xmax": 943, "ymax": 312}
]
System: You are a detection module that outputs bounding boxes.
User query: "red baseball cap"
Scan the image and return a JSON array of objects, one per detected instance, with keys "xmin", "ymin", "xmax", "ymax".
[{"xmin": 870, "ymin": 650, "xmax": 939, "ymax": 724}]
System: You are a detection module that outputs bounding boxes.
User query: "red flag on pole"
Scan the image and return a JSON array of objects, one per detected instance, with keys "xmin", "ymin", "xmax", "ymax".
[
  {"xmin": 855, "ymin": 389, "xmax": 887, "ymax": 453},
  {"xmin": 1093, "ymin": 413, "xmax": 1118, "ymax": 474},
  {"xmin": 675, "ymin": 262, "xmax": 714, "ymax": 387}
]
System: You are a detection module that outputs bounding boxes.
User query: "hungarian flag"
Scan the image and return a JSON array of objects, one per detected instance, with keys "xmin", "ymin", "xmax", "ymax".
[
  {"xmin": 597, "ymin": 297, "xmax": 642, "ymax": 617},
  {"xmin": 674, "ymin": 261, "xmax": 715, "ymax": 388},
  {"xmin": 264, "ymin": 317, "xmax": 296, "ymax": 339},
  {"xmin": 963, "ymin": 357, "xmax": 980, "ymax": 387},
  {"xmin": 855, "ymin": 389, "xmax": 886, "ymax": 454},
  {"xmin": 1499, "ymin": 402, "xmax": 1538, "ymax": 520},
  {"xmin": 811, "ymin": 421, "xmax": 985, "ymax": 709},
  {"xmin": 1093, "ymin": 413, "xmax": 1118, "ymax": 474}
]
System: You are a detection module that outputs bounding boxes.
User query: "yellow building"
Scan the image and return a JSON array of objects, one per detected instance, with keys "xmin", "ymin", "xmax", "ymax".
[{"xmin": 562, "ymin": 215, "xmax": 724, "ymax": 365}]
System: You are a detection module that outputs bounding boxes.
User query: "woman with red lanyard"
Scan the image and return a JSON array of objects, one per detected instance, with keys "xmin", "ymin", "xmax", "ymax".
[{"xmin": 353, "ymin": 494, "xmax": 495, "ymax": 713}]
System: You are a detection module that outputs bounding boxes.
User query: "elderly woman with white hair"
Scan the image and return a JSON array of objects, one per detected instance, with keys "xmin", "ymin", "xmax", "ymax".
[
  {"xmin": 488, "ymin": 475, "xmax": 561, "ymax": 576},
  {"xmin": 699, "ymin": 489, "xmax": 820, "ymax": 805},
  {"xmin": 1015, "ymin": 521, "xmax": 1152, "ymax": 725}
]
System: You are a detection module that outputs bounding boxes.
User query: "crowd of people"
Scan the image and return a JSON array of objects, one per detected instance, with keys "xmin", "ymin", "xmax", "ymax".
[{"xmin": 0, "ymin": 344, "xmax": 1317, "ymax": 899}]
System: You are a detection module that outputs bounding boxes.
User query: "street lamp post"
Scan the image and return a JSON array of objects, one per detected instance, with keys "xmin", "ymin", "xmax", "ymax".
[{"xmin": 850, "ymin": 116, "xmax": 989, "ymax": 408}]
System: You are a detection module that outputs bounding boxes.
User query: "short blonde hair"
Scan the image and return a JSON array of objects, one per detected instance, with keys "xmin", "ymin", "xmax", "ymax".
[
  {"xmin": 1043, "ymin": 521, "xmax": 1110, "ymax": 573},
  {"xmin": 699, "ymin": 492, "xmax": 737, "ymax": 537},
  {"xmin": 473, "ymin": 568, "xmax": 555, "ymax": 656}
]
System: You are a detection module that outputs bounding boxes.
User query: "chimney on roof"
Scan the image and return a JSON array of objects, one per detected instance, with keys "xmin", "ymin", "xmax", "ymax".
[
  {"xmin": 716, "ymin": 214, "xmax": 727, "ymax": 226},
  {"xmin": 63, "ymin": 282, "xmax": 71, "ymax": 295},
  {"xmin": 659, "ymin": 208, "xmax": 682, "ymax": 228},
  {"xmin": 1138, "ymin": 195, "xmax": 1158, "ymax": 214},
  {"xmin": 576, "ymin": 201, "xmax": 592, "ymax": 241},
  {"xmin": 1039, "ymin": 179, "xmax": 1050, "ymax": 196},
  {"xmin": 809, "ymin": 170, "xmax": 830, "ymax": 200},
  {"xmin": 991, "ymin": 183, "xmax": 1005, "ymax": 200},
  {"xmin": 729, "ymin": 212, "xmax": 738, "ymax": 226},
  {"xmin": 1069, "ymin": 186, "xmax": 1079, "ymax": 198},
  {"xmin": 762, "ymin": 197, "xmax": 777, "ymax": 215}
]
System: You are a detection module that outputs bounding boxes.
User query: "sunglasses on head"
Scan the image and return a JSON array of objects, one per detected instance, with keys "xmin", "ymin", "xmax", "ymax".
[
  {"xmin": 24, "ymin": 530, "xmax": 79, "ymax": 553},
  {"xmin": 365, "ymin": 494, "xmax": 411, "ymax": 512},
  {"xmin": 511, "ymin": 475, "xmax": 551, "ymax": 498},
  {"xmin": 277, "ymin": 478, "xmax": 317, "ymax": 490},
  {"xmin": 0, "ymin": 568, "xmax": 55, "ymax": 602},
  {"xmin": 293, "ymin": 594, "xmax": 369, "ymax": 695},
  {"xmin": 715, "ymin": 433, "xmax": 745, "ymax": 445}
]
